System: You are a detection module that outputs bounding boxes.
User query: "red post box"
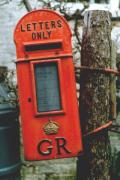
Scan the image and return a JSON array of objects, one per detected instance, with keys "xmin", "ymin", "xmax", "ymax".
[{"xmin": 14, "ymin": 9, "xmax": 83, "ymax": 161}]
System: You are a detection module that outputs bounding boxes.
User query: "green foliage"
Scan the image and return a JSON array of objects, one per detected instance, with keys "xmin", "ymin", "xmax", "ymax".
[
  {"xmin": 110, "ymin": 148, "xmax": 120, "ymax": 179},
  {"xmin": 4, "ymin": 70, "xmax": 19, "ymax": 109}
]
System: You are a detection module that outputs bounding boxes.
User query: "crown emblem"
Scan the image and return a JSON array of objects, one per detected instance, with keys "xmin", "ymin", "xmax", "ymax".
[{"xmin": 43, "ymin": 118, "xmax": 59, "ymax": 135}]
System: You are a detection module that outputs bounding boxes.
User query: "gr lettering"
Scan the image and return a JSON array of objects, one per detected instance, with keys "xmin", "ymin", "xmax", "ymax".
[{"xmin": 37, "ymin": 137, "xmax": 71, "ymax": 156}]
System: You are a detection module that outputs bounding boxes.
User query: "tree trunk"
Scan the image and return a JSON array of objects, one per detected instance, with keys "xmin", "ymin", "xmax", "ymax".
[{"xmin": 77, "ymin": 10, "xmax": 112, "ymax": 180}]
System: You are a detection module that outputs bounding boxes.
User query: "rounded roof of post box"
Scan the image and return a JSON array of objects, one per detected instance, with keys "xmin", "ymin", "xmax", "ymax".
[{"xmin": 14, "ymin": 9, "xmax": 72, "ymax": 61}]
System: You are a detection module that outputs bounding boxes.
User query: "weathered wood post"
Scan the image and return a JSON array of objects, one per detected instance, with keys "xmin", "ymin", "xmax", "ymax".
[
  {"xmin": 110, "ymin": 41, "xmax": 117, "ymax": 120},
  {"xmin": 77, "ymin": 10, "xmax": 112, "ymax": 179}
]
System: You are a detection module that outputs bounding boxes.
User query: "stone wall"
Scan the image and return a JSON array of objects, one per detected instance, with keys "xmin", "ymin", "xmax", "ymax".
[{"xmin": 20, "ymin": 158, "xmax": 76, "ymax": 180}]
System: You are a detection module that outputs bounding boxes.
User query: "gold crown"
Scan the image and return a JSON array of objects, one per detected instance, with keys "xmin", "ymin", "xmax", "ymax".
[{"xmin": 43, "ymin": 119, "xmax": 59, "ymax": 135}]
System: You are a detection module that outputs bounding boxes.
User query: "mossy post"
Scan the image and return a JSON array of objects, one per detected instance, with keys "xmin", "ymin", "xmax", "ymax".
[{"xmin": 77, "ymin": 10, "xmax": 112, "ymax": 179}]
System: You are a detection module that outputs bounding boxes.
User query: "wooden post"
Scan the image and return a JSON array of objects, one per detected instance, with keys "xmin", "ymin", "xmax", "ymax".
[
  {"xmin": 110, "ymin": 41, "xmax": 117, "ymax": 120},
  {"xmin": 77, "ymin": 10, "xmax": 112, "ymax": 179}
]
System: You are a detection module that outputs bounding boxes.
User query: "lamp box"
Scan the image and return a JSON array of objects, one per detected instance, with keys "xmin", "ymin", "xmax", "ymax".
[{"xmin": 14, "ymin": 9, "xmax": 83, "ymax": 161}]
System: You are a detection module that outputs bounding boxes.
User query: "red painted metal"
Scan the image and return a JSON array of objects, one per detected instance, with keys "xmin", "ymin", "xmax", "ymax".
[
  {"xmin": 14, "ymin": 9, "xmax": 83, "ymax": 161},
  {"xmin": 75, "ymin": 66, "xmax": 120, "ymax": 75},
  {"xmin": 83, "ymin": 121, "xmax": 112, "ymax": 137}
]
